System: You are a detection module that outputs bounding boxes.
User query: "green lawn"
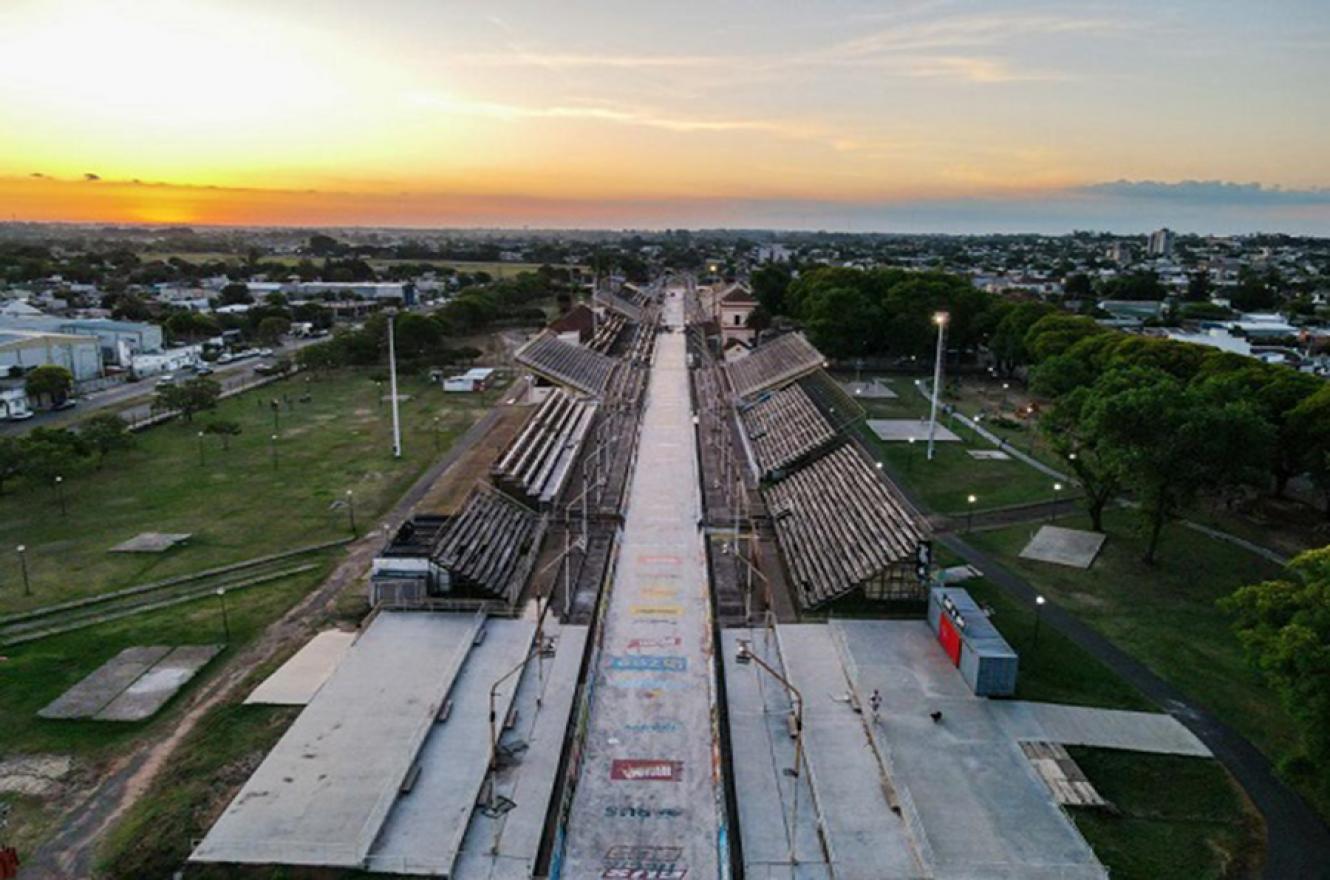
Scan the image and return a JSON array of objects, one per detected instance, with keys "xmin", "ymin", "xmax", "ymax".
[
  {"xmin": 1069, "ymin": 748, "xmax": 1264, "ymax": 880},
  {"xmin": 965, "ymin": 508, "xmax": 1326, "ymax": 818},
  {"xmin": 0, "ymin": 369, "xmax": 497, "ymax": 614}
]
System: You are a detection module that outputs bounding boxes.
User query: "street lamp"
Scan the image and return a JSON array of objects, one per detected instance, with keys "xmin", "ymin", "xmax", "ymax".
[
  {"xmin": 54, "ymin": 475, "xmax": 66, "ymax": 517},
  {"xmin": 16, "ymin": 545, "xmax": 30, "ymax": 597},
  {"xmin": 215, "ymin": 587, "xmax": 231, "ymax": 642},
  {"xmin": 908, "ymin": 436, "xmax": 917, "ymax": 471},
  {"xmin": 926, "ymin": 311, "xmax": 948, "ymax": 461},
  {"xmin": 1050, "ymin": 481, "xmax": 1064, "ymax": 521},
  {"xmin": 966, "ymin": 493, "xmax": 977, "ymax": 532},
  {"xmin": 432, "ymin": 416, "xmax": 442, "ymax": 452},
  {"xmin": 736, "ymin": 640, "xmax": 804, "ymax": 867},
  {"xmin": 1032, "ymin": 594, "xmax": 1047, "ymax": 653},
  {"xmin": 197, "ymin": 430, "xmax": 206, "ymax": 466},
  {"xmin": 270, "ymin": 433, "xmax": 279, "ymax": 470},
  {"xmin": 346, "ymin": 489, "xmax": 358, "ymax": 536}
]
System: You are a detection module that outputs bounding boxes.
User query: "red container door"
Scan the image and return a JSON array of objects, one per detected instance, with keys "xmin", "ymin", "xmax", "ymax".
[{"xmin": 938, "ymin": 615, "xmax": 962, "ymax": 666}]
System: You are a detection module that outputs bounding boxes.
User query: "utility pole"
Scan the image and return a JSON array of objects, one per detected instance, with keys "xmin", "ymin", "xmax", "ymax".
[
  {"xmin": 926, "ymin": 311, "xmax": 948, "ymax": 461},
  {"xmin": 387, "ymin": 311, "xmax": 402, "ymax": 459}
]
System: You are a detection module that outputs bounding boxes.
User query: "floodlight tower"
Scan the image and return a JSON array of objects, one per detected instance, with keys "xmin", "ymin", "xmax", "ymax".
[
  {"xmin": 926, "ymin": 311, "xmax": 948, "ymax": 461},
  {"xmin": 387, "ymin": 310, "xmax": 402, "ymax": 459}
]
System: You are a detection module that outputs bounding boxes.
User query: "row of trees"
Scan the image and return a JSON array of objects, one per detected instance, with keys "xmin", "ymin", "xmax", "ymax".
[
  {"xmin": 1022, "ymin": 318, "xmax": 1330, "ymax": 558},
  {"xmin": 0, "ymin": 414, "xmax": 132, "ymax": 494},
  {"xmin": 753, "ymin": 265, "xmax": 997, "ymax": 360}
]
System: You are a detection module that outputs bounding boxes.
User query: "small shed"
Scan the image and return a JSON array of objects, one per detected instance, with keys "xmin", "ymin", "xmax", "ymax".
[
  {"xmin": 927, "ymin": 586, "xmax": 1018, "ymax": 697},
  {"xmin": 442, "ymin": 367, "xmax": 496, "ymax": 392}
]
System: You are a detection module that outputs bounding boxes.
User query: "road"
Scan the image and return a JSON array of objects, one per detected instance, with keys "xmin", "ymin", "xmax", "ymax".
[{"xmin": 0, "ymin": 336, "xmax": 324, "ymax": 436}]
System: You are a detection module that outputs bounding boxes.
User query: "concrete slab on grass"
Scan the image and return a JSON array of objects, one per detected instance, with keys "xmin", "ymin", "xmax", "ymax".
[
  {"xmin": 245, "ymin": 630, "xmax": 356, "ymax": 706},
  {"xmin": 95, "ymin": 645, "xmax": 222, "ymax": 721},
  {"xmin": 991, "ymin": 702, "xmax": 1211, "ymax": 757},
  {"xmin": 109, "ymin": 532, "xmax": 192, "ymax": 553},
  {"xmin": 38, "ymin": 646, "xmax": 172, "ymax": 719},
  {"xmin": 843, "ymin": 379, "xmax": 897, "ymax": 399},
  {"xmin": 967, "ymin": 449, "xmax": 1011, "ymax": 461},
  {"xmin": 1020, "ymin": 526, "xmax": 1106, "ymax": 569},
  {"xmin": 868, "ymin": 419, "xmax": 960, "ymax": 443}
]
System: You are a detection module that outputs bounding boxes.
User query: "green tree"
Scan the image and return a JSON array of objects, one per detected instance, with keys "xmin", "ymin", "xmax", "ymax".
[
  {"xmin": 1185, "ymin": 270, "xmax": 1212, "ymax": 303},
  {"xmin": 1039, "ymin": 382, "xmax": 1127, "ymax": 531},
  {"xmin": 751, "ymin": 264, "xmax": 792, "ymax": 315},
  {"xmin": 1221, "ymin": 547, "xmax": 1330, "ymax": 771},
  {"xmin": 154, "ymin": 377, "xmax": 221, "ymax": 422},
  {"xmin": 1230, "ymin": 268, "xmax": 1278, "ymax": 312},
  {"xmin": 802, "ymin": 285, "xmax": 876, "ymax": 358},
  {"xmin": 0, "ymin": 436, "xmax": 22, "ymax": 494},
  {"xmin": 20, "ymin": 427, "xmax": 90, "ymax": 485},
  {"xmin": 1063, "ymin": 273, "xmax": 1093, "ymax": 298},
  {"xmin": 79, "ymin": 412, "xmax": 133, "ymax": 467},
  {"xmin": 203, "ymin": 419, "xmax": 243, "ymax": 451},
  {"xmin": 256, "ymin": 315, "xmax": 291, "ymax": 347},
  {"xmin": 1199, "ymin": 366, "xmax": 1321, "ymax": 497},
  {"xmin": 1088, "ymin": 368, "xmax": 1271, "ymax": 563},
  {"xmin": 1024, "ymin": 314, "xmax": 1104, "ymax": 363},
  {"xmin": 25, "ymin": 364, "xmax": 73, "ymax": 406},
  {"xmin": 1289, "ymin": 385, "xmax": 1330, "ymax": 518},
  {"xmin": 989, "ymin": 301, "xmax": 1056, "ymax": 375},
  {"xmin": 218, "ymin": 282, "xmax": 253, "ymax": 306}
]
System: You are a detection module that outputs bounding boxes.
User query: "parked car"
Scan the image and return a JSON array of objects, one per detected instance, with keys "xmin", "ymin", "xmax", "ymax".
[
  {"xmin": 156, "ymin": 374, "xmax": 177, "ymax": 388},
  {"xmin": 195, "ymin": 365, "xmax": 214, "ymax": 376},
  {"xmin": 8, "ymin": 410, "xmax": 34, "ymax": 421},
  {"xmin": 52, "ymin": 398, "xmax": 78, "ymax": 411}
]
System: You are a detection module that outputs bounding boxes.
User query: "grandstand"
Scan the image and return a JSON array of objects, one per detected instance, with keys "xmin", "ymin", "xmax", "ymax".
[
  {"xmin": 739, "ymin": 382, "xmax": 837, "ymax": 478},
  {"xmin": 492, "ymin": 389, "xmax": 598, "ymax": 508},
  {"xmin": 764, "ymin": 444, "xmax": 927, "ymax": 608},
  {"xmin": 515, "ymin": 330, "xmax": 618, "ymax": 396},
  {"xmin": 593, "ymin": 287, "xmax": 646, "ymax": 322},
  {"xmin": 587, "ymin": 311, "xmax": 626, "ymax": 353},
  {"xmin": 433, "ymin": 486, "xmax": 545, "ymax": 603},
  {"xmin": 725, "ymin": 332, "xmax": 824, "ymax": 399}
]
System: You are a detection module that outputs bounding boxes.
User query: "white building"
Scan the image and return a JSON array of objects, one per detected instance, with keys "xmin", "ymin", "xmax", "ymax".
[{"xmin": 1147, "ymin": 228, "xmax": 1175, "ymax": 258}]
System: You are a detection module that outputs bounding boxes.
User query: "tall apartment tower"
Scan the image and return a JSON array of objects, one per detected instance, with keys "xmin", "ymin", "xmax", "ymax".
[{"xmin": 1147, "ymin": 227, "xmax": 1174, "ymax": 257}]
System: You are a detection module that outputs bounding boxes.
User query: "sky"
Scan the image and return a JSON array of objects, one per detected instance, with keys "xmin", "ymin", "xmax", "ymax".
[{"xmin": 1, "ymin": 0, "xmax": 1328, "ymax": 233}]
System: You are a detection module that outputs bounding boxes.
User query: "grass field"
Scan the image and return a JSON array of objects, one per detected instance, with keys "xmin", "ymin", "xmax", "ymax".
[
  {"xmin": 1069, "ymin": 748, "xmax": 1264, "ymax": 880},
  {"xmin": 851, "ymin": 375, "xmax": 1069, "ymax": 514},
  {"xmin": 0, "ymin": 369, "xmax": 498, "ymax": 614},
  {"xmin": 965, "ymin": 508, "xmax": 1327, "ymax": 820}
]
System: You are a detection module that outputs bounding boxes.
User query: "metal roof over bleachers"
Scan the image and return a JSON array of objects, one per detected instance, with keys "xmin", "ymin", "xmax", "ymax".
[
  {"xmin": 725, "ymin": 332, "xmax": 825, "ymax": 399},
  {"xmin": 515, "ymin": 330, "xmax": 617, "ymax": 396}
]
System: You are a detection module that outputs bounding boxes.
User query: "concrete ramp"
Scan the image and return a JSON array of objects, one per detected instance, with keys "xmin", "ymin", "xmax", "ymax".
[
  {"xmin": 776, "ymin": 624, "xmax": 924, "ymax": 879},
  {"xmin": 191, "ymin": 612, "xmax": 483, "ymax": 868}
]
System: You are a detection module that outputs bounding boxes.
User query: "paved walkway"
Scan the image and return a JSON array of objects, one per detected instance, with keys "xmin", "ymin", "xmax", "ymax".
[{"xmin": 560, "ymin": 293, "xmax": 727, "ymax": 879}]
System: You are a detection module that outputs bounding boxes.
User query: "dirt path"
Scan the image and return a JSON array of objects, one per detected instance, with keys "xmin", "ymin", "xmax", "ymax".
[{"xmin": 22, "ymin": 402, "xmax": 510, "ymax": 879}]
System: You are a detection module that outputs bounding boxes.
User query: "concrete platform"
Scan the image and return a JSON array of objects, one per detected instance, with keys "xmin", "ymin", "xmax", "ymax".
[
  {"xmin": 991, "ymin": 702, "xmax": 1210, "ymax": 757},
  {"xmin": 191, "ymin": 612, "xmax": 484, "ymax": 868},
  {"xmin": 454, "ymin": 623, "xmax": 590, "ymax": 880},
  {"xmin": 38, "ymin": 646, "xmax": 171, "ymax": 719},
  {"xmin": 968, "ymin": 449, "xmax": 1011, "ymax": 461},
  {"xmin": 368, "ymin": 618, "xmax": 537, "ymax": 876},
  {"xmin": 843, "ymin": 379, "xmax": 896, "ymax": 399},
  {"xmin": 95, "ymin": 644, "xmax": 221, "ymax": 721},
  {"xmin": 108, "ymin": 531, "xmax": 191, "ymax": 552},
  {"xmin": 245, "ymin": 630, "xmax": 356, "ymax": 705},
  {"xmin": 776, "ymin": 624, "xmax": 923, "ymax": 879},
  {"xmin": 1020, "ymin": 526, "xmax": 1106, "ymax": 569},
  {"xmin": 560, "ymin": 295, "xmax": 725, "ymax": 880},
  {"xmin": 832, "ymin": 619, "xmax": 1107, "ymax": 880},
  {"xmin": 868, "ymin": 419, "xmax": 960, "ymax": 443},
  {"xmin": 722, "ymin": 628, "xmax": 831, "ymax": 880}
]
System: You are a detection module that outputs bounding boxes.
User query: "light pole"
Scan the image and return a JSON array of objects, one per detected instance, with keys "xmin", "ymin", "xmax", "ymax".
[
  {"xmin": 926, "ymin": 311, "xmax": 948, "ymax": 461},
  {"xmin": 197, "ymin": 430, "xmax": 206, "ymax": 467},
  {"xmin": 387, "ymin": 311, "xmax": 402, "ymax": 459},
  {"xmin": 1050, "ymin": 481, "xmax": 1064, "ymax": 521},
  {"xmin": 216, "ymin": 586, "xmax": 231, "ymax": 642},
  {"xmin": 54, "ymin": 475, "xmax": 66, "ymax": 517},
  {"xmin": 908, "ymin": 436, "xmax": 917, "ymax": 471},
  {"xmin": 737, "ymin": 640, "xmax": 804, "ymax": 867},
  {"xmin": 1032, "ymin": 594, "xmax": 1046, "ymax": 653},
  {"xmin": 346, "ymin": 489, "xmax": 357, "ymax": 537},
  {"xmin": 270, "ymin": 433, "xmax": 279, "ymax": 470},
  {"xmin": 432, "ymin": 416, "xmax": 441, "ymax": 452},
  {"xmin": 966, "ymin": 493, "xmax": 977, "ymax": 532},
  {"xmin": 16, "ymin": 544, "xmax": 30, "ymax": 597},
  {"xmin": 1001, "ymin": 381, "xmax": 1010, "ymax": 409}
]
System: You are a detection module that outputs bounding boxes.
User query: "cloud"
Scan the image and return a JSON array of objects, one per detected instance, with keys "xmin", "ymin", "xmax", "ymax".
[{"xmin": 1079, "ymin": 179, "xmax": 1330, "ymax": 206}]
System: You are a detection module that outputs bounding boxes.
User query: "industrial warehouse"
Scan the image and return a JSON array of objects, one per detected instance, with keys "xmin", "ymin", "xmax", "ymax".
[{"xmin": 190, "ymin": 278, "xmax": 1214, "ymax": 880}]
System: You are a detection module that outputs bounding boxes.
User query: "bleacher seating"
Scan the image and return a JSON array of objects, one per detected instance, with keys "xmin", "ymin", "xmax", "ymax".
[
  {"xmin": 432, "ymin": 487, "xmax": 544, "ymax": 603},
  {"xmin": 725, "ymin": 333, "xmax": 824, "ymax": 399},
  {"xmin": 739, "ymin": 383, "xmax": 836, "ymax": 477},
  {"xmin": 492, "ymin": 389, "xmax": 597, "ymax": 507},
  {"xmin": 515, "ymin": 331, "xmax": 618, "ymax": 396},
  {"xmin": 593, "ymin": 288, "xmax": 646, "ymax": 322},
  {"xmin": 763, "ymin": 444, "xmax": 926, "ymax": 608},
  {"xmin": 797, "ymin": 369, "xmax": 866, "ymax": 430},
  {"xmin": 588, "ymin": 312, "xmax": 627, "ymax": 354}
]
